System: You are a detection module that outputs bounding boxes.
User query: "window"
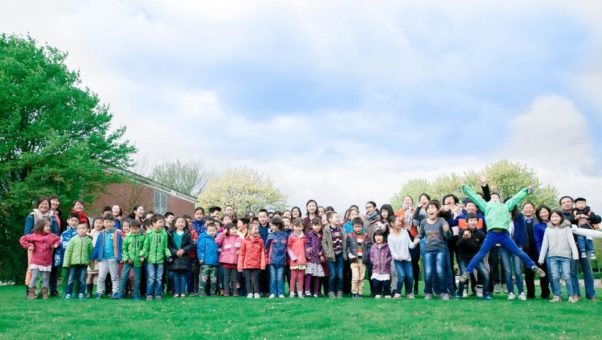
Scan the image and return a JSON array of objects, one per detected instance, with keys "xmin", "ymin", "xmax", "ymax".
[{"xmin": 153, "ymin": 190, "xmax": 167, "ymax": 215}]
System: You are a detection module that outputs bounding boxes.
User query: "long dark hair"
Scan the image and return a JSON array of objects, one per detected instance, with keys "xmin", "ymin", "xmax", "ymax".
[{"xmin": 305, "ymin": 199, "xmax": 318, "ymax": 216}]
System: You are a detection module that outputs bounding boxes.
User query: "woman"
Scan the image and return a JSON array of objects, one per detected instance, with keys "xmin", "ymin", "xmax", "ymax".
[{"xmin": 302, "ymin": 199, "xmax": 319, "ymax": 232}]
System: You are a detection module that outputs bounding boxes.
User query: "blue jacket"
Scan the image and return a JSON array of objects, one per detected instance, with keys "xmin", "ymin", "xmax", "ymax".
[
  {"xmin": 266, "ymin": 231, "xmax": 289, "ymax": 266},
  {"xmin": 23, "ymin": 212, "xmax": 59, "ymax": 235},
  {"xmin": 196, "ymin": 233, "xmax": 219, "ymax": 266},
  {"xmin": 534, "ymin": 221, "xmax": 547, "ymax": 254},
  {"xmin": 512, "ymin": 213, "xmax": 527, "ymax": 248},
  {"xmin": 54, "ymin": 227, "xmax": 78, "ymax": 266},
  {"xmin": 191, "ymin": 219, "xmax": 206, "ymax": 236},
  {"xmin": 90, "ymin": 229, "xmax": 123, "ymax": 262},
  {"xmin": 259, "ymin": 225, "xmax": 269, "ymax": 243}
]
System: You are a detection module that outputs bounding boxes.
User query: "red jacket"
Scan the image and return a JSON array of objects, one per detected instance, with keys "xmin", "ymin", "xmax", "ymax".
[
  {"xmin": 287, "ymin": 232, "xmax": 307, "ymax": 266},
  {"xmin": 216, "ymin": 233, "xmax": 242, "ymax": 265},
  {"xmin": 20, "ymin": 232, "xmax": 60, "ymax": 266},
  {"xmin": 237, "ymin": 235, "xmax": 266, "ymax": 271}
]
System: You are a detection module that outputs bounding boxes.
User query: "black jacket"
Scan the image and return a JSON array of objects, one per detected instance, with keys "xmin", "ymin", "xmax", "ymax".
[{"xmin": 168, "ymin": 231, "xmax": 194, "ymax": 271}]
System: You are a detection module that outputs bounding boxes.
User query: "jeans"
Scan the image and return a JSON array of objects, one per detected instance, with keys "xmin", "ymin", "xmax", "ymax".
[
  {"xmin": 119, "ymin": 263, "xmax": 141, "ymax": 298},
  {"xmin": 372, "ymin": 279, "xmax": 390, "ymax": 296},
  {"xmin": 244, "ymin": 269, "xmax": 260, "ymax": 294},
  {"xmin": 465, "ymin": 231, "xmax": 535, "ymax": 274},
  {"xmin": 443, "ymin": 249, "xmax": 455, "ymax": 296},
  {"xmin": 66, "ymin": 265, "xmax": 87, "ymax": 295},
  {"xmin": 394, "ymin": 260, "xmax": 414, "ymax": 295},
  {"xmin": 549, "ymin": 256, "xmax": 574, "ymax": 298},
  {"xmin": 576, "ymin": 236, "xmax": 595, "ymax": 254},
  {"xmin": 327, "ymin": 254, "xmax": 344, "ymax": 293},
  {"xmin": 173, "ymin": 270, "xmax": 187, "ymax": 295},
  {"xmin": 423, "ymin": 249, "xmax": 447, "ymax": 295},
  {"xmin": 570, "ymin": 250, "xmax": 596, "ymax": 299},
  {"xmin": 499, "ymin": 247, "xmax": 524, "ymax": 294},
  {"xmin": 269, "ymin": 264, "xmax": 285, "ymax": 296},
  {"xmin": 146, "ymin": 263, "xmax": 164, "ymax": 297},
  {"xmin": 98, "ymin": 259, "xmax": 120, "ymax": 295},
  {"xmin": 457, "ymin": 258, "xmax": 490, "ymax": 297}
]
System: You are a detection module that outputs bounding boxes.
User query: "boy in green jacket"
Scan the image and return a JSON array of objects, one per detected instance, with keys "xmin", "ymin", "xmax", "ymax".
[
  {"xmin": 62, "ymin": 223, "xmax": 93, "ymax": 299},
  {"xmin": 118, "ymin": 220, "xmax": 145, "ymax": 300},
  {"xmin": 141, "ymin": 214, "xmax": 171, "ymax": 301},
  {"xmin": 459, "ymin": 182, "xmax": 546, "ymax": 284}
]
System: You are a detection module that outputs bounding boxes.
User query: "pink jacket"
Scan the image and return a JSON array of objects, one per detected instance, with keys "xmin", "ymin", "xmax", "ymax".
[
  {"xmin": 287, "ymin": 232, "xmax": 307, "ymax": 266},
  {"xmin": 216, "ymin": 233, "xmax": 242, "ymax": 265},
  {"xmin": 20, "ymin": 232, "xmax": 60, "ymax": 267}
]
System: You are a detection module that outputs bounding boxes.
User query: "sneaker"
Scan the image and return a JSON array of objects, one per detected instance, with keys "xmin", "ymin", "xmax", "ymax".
[
  {"xmin": 458, "ymin": 273, "xmax": 470, "ymax": 284},
  {"xmin": 550, "ymin": 296, "xmax": 561, "ymax": 303},
  {"xmin": 278, "ymin": 294, "xmax": 285, "ymax": 299},
  {"xmin": 223, "ymin": 293, "xmax": 230, "ymax": 297},
  {"xmin": 156, "ymin": 296, "xmax": 162, "ymax": 301},
  {"xmin": 494, "ymin": 283, "xmax": 501, "ymax": 294},
  {"xmin": 531, "ymin": 266, "xmax": 546, "ymax": 278},
  {"xmin": 393, "ymin": 293, "xmax": 401, "ymax": 299},
  {"xmin": 146, "ymin": 295, "xmax": 152, "ymax": 301},
  {"xmin": 463, "ymin": 290, "xmax": 468, "ymax": 298},
  {"xmin": 424, "ymin": 294, "xmax": 433, "ymax": 300},
  {"xmin": 568, "ymin": 296, "xmax": 577, "ymax": 304},
  {"xmin": 384, "ymin": 295, "xmax": 391, "ymax": 299},
  {"xmin": 572, "ymin": 295, "xmax": 580, "ymax": 303},
  {"xmin": 132, "ymin": 295, "xmax": 140, "ymax": 301},
  {"xmin": 254, "ymin": 293, "xmax": 260, "ymax": 299},
  {"xmin": 441, "ymin": 294, "xmax": 450, "ymax": 301},
  {"xmin": 518, "ymin": 292, "xmax": 526, "ymax": 301},
  {"xmin": 269, "ymin": 294, "xmax": 276, "ymax": 299},
  {"xmin": 482, "ymin": 295, "xmax": 492, "ymax": 301},
  {"xmin": 336, "ymin": 291, "xmax": 343, "ymax": 299},
  {"xmin": 65, "ymin": 294, "xmax": 72, "ymax": 300},
  {"xmin": 507, "ymin": 292, "xmax": 515, "ymax": 300},
  {"xmin": 304, "ymin": 291, "xmax": 311, "ymax": 297},
  {"xmin": 247, "ymin": 293, "xmax": 253, "ymax": 299},
  {"xmin": 407, "ymin": 294, "xmax": 415, "ymax": 300},
  {"xmin": 581, "ymin": 252, "xmax": 587, "ymax": 259},
  {"xmin": 591, "ymin": 253, "xmax": 597, "ymax": 260},
  {"xmin": 78, "ymin": 293, "xmax": 85, "ymax": 300},
  {"xmin": 328, "ymin": 292, "xmax": 336, "ymax": 299},
  {"xmin": 290, "ymin": 292, "xmax": 295, "ymax": 298},
  {"xmin": 111, "ymin": 293, "xmax": 120, "ymax": 300},
  {"xmin": 298, "ymin": 292, "xmax": 304, "ymax": 299},
  {"xmin": 357, "ymin": 294, "xmax": 363, "ymax": 299},
  {"xmin": 313, "ymin": 294, "xmax": 319, "ymax": 298},
  {"xmin": 453, "ymin": 295, "xmax": 461, "ymax": 300},
  {"xmin": 96, "ymin": 293, "xmax": 103, "ymax": 299},
  {"xmin": 375, "ymin": 295, "xmax": 382, "ymax": 299}
]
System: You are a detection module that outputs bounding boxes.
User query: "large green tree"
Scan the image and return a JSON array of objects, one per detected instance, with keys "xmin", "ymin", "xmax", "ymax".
[
  {"xmin": 198, "ymin": 167, "xmax": 287, "ymax": 216},
  {"xmin": 390, "ymin": 160, "xmax": 558, "ymax": 209},
  {"xmin": 0, "ymin": 34, "xmax": 135, "ymax": 282}
]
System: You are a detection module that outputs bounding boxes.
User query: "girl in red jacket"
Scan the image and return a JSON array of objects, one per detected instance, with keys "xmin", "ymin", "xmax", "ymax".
[
  {"xmin": 20, "ymin": 219, "xmax": 60, "ymax": 299},
  {"xmin": 287, "ymin": 218, "xmax": 307, "ymax": 298},
  {"xmin": 216, "ymin": 223, "xmax": 242, "ymax": 297},
  {"xmin": 237, "ymin": 223, "xmax": 266, "ymax": 298}
]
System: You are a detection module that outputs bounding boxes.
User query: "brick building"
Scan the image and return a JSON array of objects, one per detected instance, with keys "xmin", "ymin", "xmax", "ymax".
[{"xmin": 88, "ymin": 168, "xmax": 197, "ymax": 217}]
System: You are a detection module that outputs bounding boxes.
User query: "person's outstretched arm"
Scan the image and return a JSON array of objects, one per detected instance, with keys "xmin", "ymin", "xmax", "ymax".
[
  {"xmin": 462, "ymin": 184, "xmax": 488, "ymax": 213},
  {"xmin": 505, "ymin": 187, "xmax": 531, "ymax": 211}
]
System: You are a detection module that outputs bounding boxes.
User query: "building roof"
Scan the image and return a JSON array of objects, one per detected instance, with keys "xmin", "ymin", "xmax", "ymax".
[{"xmin": 107, "ymin": 167, "xmax": 197, "ymax": 204}]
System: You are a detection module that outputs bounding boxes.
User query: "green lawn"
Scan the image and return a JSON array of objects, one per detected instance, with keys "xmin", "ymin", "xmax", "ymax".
[{"xmin": 0, "ymin": 285, "xmax": 600, "ymax": 339}]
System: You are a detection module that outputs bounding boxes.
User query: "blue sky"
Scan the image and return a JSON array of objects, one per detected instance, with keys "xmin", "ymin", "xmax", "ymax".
[{"xmin": 2, "ymin": 0, "xmax": 601, "ymax": 210}]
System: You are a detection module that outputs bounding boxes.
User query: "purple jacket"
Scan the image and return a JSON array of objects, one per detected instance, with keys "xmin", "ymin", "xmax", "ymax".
[
  {"xmin": 305, "ymin": 230, "xmax": 323, "ymax": 264},
  {"xmin": 370, "ymin": 243, "xmax": 392, "ymax": 275}
]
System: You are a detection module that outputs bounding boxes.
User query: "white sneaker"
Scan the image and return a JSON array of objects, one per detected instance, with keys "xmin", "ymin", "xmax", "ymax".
[
  {"xmin": 247, "ymin": 293, "xmax": 253, "ymax": 299},
  {"xmin": 393, "ymin": 293, "xmax": 401, "ymax": 299},
  {"xmin": 298, "ymin": 292, "xmax": 304, "ymax": 299},
  {"xmin": 289, "ymin": 292, "xmax": 295, "ymax": 298},
  {"xmin": 375, "ymin": 295, "xmax": 382, "ymax": 299},
  {"xmin": 254, "ymin": 293, "xmax": 260, "ymax": 299},
  {"xmin": 463, "ymin": 290, "xmax": 468, "ymax": 298},
  {"xmin": 581, "ymin": 252, "xmax": 587, "ymax": 259},
  {"xmin": 494, "ymin": 283, "xmax": 501, "ymax": 294},
  {"xmin": 278, "ymin": 294, "xmax": 285, "ymax": 299},
  {"xmin": 384, "ymin": 295, "xmax": 391, "ymax": 299},
  {"xmin": 268, "ymin": 294, "xmax": 275, "ymax": 299},
  {"xmin": 518, "ymin": 292, "xmax": 526, "ymax": 301},
  {"xmin": 507, "ymin": 292, "xmax": 515, "ymax": 300},
  {"xmin": 441, "ymin": 294, "xmax": 450, "ymax": 301},
  {"xmin": 591, "ymin": 253, "xmax": 597, "ymax": 260},
  {"xmin": 424, "ymin": 294, "xmax": 433, "ymax": 300}
]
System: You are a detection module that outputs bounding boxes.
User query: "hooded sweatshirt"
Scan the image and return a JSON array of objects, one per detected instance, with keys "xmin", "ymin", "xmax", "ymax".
[{"xmin": 538, "ymin": 221, "xmax": 579, "ymax": 263}]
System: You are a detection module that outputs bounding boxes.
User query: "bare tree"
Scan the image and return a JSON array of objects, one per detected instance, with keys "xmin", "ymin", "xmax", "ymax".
[{"xmin": 149, "ymin": 159, "xmax": 207, "ymax": 196}]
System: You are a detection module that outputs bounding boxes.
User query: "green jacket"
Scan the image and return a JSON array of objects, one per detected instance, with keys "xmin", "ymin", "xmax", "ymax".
[
  {"xmin": 141, "ymin": 229, "xmax": 171, "ymax": 264},
  {"xmin": 62, "ymin": 235, "xmax": 93, "ymax": 267},
  {"xmin": 463, "ymin": 185, "xmax": 529, "ymax": 232},
  {"xmin": 122, "ymin": 233, "xmax": 145, "ymax": 267}
]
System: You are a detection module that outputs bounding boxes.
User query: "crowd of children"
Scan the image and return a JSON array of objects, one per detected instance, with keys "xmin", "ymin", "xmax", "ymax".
[{"xmin": 19, "ymin": 180, "xmax": 601, "ymax": 303}]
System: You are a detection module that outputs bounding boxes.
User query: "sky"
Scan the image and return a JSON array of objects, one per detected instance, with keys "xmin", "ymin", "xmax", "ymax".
[{"xmin": 2, "ymin": 0, "xmax": 601, "ymax": 212}]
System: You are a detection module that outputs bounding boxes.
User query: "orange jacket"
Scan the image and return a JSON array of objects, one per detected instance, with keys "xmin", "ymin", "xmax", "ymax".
[{"xmin": 237, "ymin": 235, "xmax": 266, "ymax": 271}]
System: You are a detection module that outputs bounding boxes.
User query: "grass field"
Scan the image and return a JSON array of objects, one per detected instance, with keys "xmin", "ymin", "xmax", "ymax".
[{"xmin": 0, "ymin": 285, "xmax": 600, "ymax": 339}]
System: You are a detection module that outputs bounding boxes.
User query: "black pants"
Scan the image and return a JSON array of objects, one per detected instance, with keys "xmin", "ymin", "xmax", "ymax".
[
  {"xmin": 244, "ymin": 269, "xmax": 260, "ymax": 294},
  {"xmin": 488, "ymin": 247, "xmax": 501, "ymax": 293},
  {"xmin": 343, "ymin": 261, "xmax": 352, "ymax": 295},
  {"xmin": 259, "ymin": 269, "xmax": 270, "ymax": 296},
  {"xmin": 410, "ymin": 244, "xmax": 421, "ymax": 294},
  {"xmin": 223, "ymin": 267, "xmax": 238, "ymax": 295},
  {"xmin": 525, "ymin": 251, "xmax": 550, "ymax": 299}
]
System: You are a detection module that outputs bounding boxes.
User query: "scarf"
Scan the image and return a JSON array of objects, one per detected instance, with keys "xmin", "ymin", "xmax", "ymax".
[{"xmin": 72, "ymin": 210, "xmax": 88, "ymax": 224}]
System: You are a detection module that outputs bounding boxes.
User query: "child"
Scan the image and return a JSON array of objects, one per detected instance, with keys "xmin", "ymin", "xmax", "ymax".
[
  {"xmin": 197, "ymin": 224, "xmax": 219, "ymax": 297},
  {"xmin": 418, "ymin": 201, "xmax": 452, "ymax": 300},
  {"xmin": 266, "ymin": 217, "xmax": 289, "ymax": 298},
  {"xmin": 140, "ymin": 214, "xmax": 171, "ymax": 301},
  {"xmin": 287, "ymin": 218, "xmax": 307, "ymax": 298},
  {"xmin": 168, "ymin": 217, "xmax": 194, "ymax": 298},
  {"xmin": 455, "ymin": 213, "xmax": 490, "ymax": 300},
  {"xmin": 572, "ymin": 197, "xmax": 600, "ymax": 259},
  {"xmin": 459, "ymin": 184, "xmax": 546, "ymax": 286},
  {"xmin": 538, "ymin": 210, "xmax": 579, "ymax": 303},
  {"xmin": 90, "ymin": 215, "xmax": 122, "ymax": 299},
  {"xmin": 20, "ymin": 219, "xmax": 60, "ymax": 299},
  {"xmin": 322, "ymin": 211, "xmax": 347, "ymax": 298},
  {"xmin": 370, "ymin": 230, "xmax": 392, "ymax": 299},
  {"xmin": 388, "ymin": 214, "xmax": 419, "ymax": 299},
  {"xmin": 304, "ymin": 217, "xmax": 325, "ymax": 297},
  {"xmin": 121, "ymin": 219, "xmax": 131, "ymax": 239},
  {"xmin": 55, "ymin": 214, "xmax": 80, "ymax": 292},
  {"xmin": 119, "ymin": 220, "xmax": 145, "ymax": 300},
  {"xmin": 62, "ymin": 222, "xmax": 93, "ymax": 299},
  {"xmin": 238, "ymin": 223, "xmax": 266, "ymax": 298},
  {"xmin": 216, "ymin": 223, "xmax": 242, "ymax": 297},
  {"xmin": 86, "ymin": 217, "xmax": 103, "ymax": 298},
  {"xmin": 347, "ymin": 217, "xmax": 371, "ymax": 299}
]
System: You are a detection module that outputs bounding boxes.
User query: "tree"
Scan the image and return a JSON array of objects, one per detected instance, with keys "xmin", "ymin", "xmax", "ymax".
[
  {"xmin": 390, "ymin": 160, "xmax": 558, "ymax": 209},
  {"xmin": 149, "ymin": 160, "xmax": 206, "ymax": 196},
  {"xmin": 198, "ymin": 167, "xmax": 287, "ymax": 216},
  {"xmin": 0, "ymin": 35, "xmax": 136, "ymax": 282}
]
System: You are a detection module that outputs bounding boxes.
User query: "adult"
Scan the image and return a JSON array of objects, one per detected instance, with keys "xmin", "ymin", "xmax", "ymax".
[
  {"xmin": 499, "ymin": 203, "xmax": 528, "ymax": 300},
  {"xmin": 398, "ymin": 195, "xmax": 421, "ymax": 296},
  {"xmin": 533, "ymin": 205, "xmax": 553, "ymax": 299},
  {"xmin": 111, "ymin": 205, "xmax": 123, "ymax": 230},
  {"xmin": 49, "ymin": 196, "xmax": 62, "ymax": 234},
  {"xmin": 559, "ymin": 196, "xmax": 597, "ymax": 302},
  {"xmin": 523, "ymin": 202, "xmax": 550, "ymax": 299},
  {"xmin": 290, "ymin": 206, "xmax": 302, "ymax": 220},
  {"xmin": 441, "ymin": 194, "xmax": 461, "ymax": 296},
  {"xmin": 302, "ymin": 199, "xmax": 319, "ymax": 232},
  {"xmin": 71, "ymin": 200, "xmax": 91, "ymax": 227}
]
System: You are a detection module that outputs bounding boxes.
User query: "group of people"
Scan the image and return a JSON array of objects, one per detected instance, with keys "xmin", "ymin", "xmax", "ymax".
[{"xmin": 20, "ymin": 179, "xmax": 601, "ymax": 303}]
